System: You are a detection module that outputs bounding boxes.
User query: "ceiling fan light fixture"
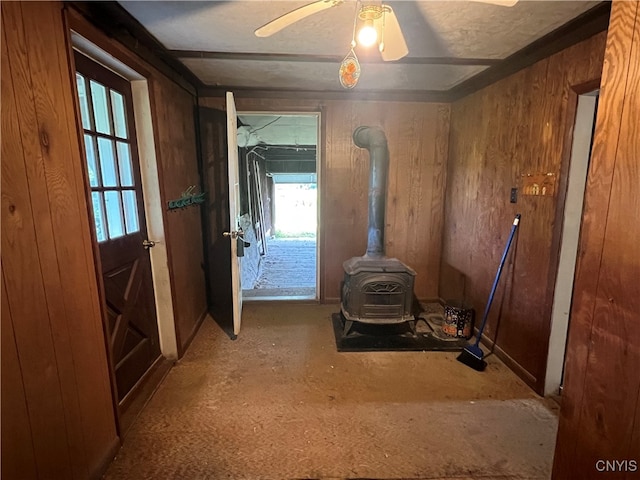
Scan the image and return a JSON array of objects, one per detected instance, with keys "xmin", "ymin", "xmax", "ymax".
[{"xmin": 357, "ymin": 20, "xmax": 377, "ymax": 47}]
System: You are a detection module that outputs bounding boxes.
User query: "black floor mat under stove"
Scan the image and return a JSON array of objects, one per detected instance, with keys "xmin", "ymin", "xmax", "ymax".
[{"xmin": 332, "ymin": 312, "xmax": 469, "ymax": 352}]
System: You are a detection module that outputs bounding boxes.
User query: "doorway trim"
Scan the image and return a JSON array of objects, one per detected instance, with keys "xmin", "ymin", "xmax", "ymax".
[
  {"xmin": 544, "ymin": 89, "xmax": 598, "ymax": 396},
  {"xmin": 238, "ymin": 110, "xmax": 322, "ymax": 301}
]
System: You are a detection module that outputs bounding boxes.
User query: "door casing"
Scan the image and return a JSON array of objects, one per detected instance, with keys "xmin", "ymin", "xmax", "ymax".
[{"xmin": 237, "ymin": 110, "xmax": 322, "ymax": 300}]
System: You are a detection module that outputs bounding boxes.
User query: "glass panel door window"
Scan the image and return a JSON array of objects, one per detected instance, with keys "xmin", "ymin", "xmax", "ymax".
[{"xmin": 76, "ymin": 72, "xmax": 140, "ymax": 241}]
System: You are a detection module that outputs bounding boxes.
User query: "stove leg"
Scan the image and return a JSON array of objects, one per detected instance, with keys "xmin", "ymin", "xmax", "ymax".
[
  {"xmin": 343, "ymin": 319, "xmax": 354, "ymax": 337},
  {"xmin": 408, "ymin": 319, "xmax": 417, "ymax": 336}
]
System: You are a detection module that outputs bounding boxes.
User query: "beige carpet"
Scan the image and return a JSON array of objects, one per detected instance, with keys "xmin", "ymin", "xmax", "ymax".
[{"xmin": 103, "ymin": 303, "xmax": 559, "ymax": 480}]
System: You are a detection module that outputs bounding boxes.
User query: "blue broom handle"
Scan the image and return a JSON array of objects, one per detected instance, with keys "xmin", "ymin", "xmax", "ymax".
[{"xmin": 473, "ymin": 213, "xmax": 521, "ymax": 347}]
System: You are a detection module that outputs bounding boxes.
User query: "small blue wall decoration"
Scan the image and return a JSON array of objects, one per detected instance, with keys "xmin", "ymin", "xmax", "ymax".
[{"xmin": 168, "ymin": 185, "xmax": 206, "ymax": 211}]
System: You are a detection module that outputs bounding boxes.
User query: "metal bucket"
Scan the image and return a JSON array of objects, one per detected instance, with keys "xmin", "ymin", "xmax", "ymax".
[{"xmin": 442, "ymin": 300, "xmax": 474, "ymax": 339}]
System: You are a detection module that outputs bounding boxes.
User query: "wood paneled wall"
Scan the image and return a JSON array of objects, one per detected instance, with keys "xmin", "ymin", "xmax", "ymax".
[
  {"xmin": 68, "ymin": 7, "xmax": 207, "ymax": 356},
  {"xmin": 553, "ymin": 1, "xmax": 640, "ymax": 476},
  {"xmin": 200, "ymin": 97, "xmax": 450, "ymax": 301},
  {"xmin": 2, "ymin": 2, "xmax": 207, "ymax": 476},
  {"xmin": 1, "ymin": 2, "xmax": 118, "ymax": 478},
  {"xmin": 442, "ymin": 31, "xmax": 607, "ymax": 393}
]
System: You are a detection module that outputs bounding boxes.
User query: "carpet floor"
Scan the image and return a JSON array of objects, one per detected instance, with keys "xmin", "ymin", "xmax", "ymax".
[{"xmin": 103, "ymin": 303, "xmax": 559, "ymax": 480}]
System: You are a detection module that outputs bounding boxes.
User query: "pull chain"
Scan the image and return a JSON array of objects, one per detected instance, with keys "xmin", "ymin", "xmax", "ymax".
[
  {"xmin": 379, "ymin": 5, "xmax": 386, "ymax": 53},
  {"xmin": 340, "ymin": 0, "xmax": 362, "ymax": 88},
  {"xmin": 350, "ymin": 0, "xmax": 360, "ymax": 48}
]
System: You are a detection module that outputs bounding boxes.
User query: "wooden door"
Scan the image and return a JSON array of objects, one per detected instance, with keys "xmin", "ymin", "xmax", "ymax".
[
  {"xmin": 75, "ymin": 53, "xmax": 161, "ymax": 405},
  {"xmin": 226, "ymin": 92, "xmax": 243, "ymax": 336},
  {"xmin": 199, "ymin": 105, "xmax": 233, "ymax": 332},
  {"xmin": 198, "ymin": 95, "xmax": 243, "ymax": 338}
]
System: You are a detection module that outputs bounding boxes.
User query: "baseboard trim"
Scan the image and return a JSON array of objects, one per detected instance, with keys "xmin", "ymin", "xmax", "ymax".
[
  {"xmin": 179, "ymin": 308, "xmax": 208, "ymax": 357},
  {"xmin": 118, "ymin": 356, "xmax": 173, "ymax": 436},
  {"xmin": 417, "ymin": 297, "xmax": 445, "ymax": 306},
  {"xmin": 89, "ymin": 436, "xmax": 120, "ymax": 480},
  {"xmin": 478, "ymin": 333, "xmax": 538, "ymax": 391}
]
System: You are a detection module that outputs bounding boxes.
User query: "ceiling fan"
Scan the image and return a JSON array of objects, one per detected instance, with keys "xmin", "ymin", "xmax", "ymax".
[
  {"xmin": 256, "ymin": 1, "xmax": 407, "ymax": 61},
  {"xmin": 255, "ymin": 0, "xmax": 519, "ymax": 62}
]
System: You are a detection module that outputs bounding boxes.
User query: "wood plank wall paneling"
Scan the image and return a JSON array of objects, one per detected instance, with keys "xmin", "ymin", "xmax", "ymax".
[
  {"xmin": 442, "ymin": 31, "xmax": 607, "ymax": 393},
  {"xmin": 553, "ymin": 1, "xmax": 640, "ymax": 477},
  {"xmin": 150, "ymin": 75, "xmax": 207, "ymax": 354},
  {"xmin": 67, "ymin": 7, "xmax": 207, "ymax": 356},
  {"xmin": 1, "ymin": 2, "xmax": 118, "ymax": 478},
  {"xmin": 199, "ymin": 97, "xmax": 450, "ymax": 301},
  {"xmin": 1, "ymin": 16, "xmax": 72, "ymax": 479},
  {"xmin": 1, "ymin": 266, "xmax": 38, "ymax": 480}
]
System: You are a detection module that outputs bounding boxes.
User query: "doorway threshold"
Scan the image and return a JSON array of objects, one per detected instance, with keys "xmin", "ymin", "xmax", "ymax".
[
  {"xmin": 244, "ymin": 295, "xmax": 317, "ymax": 302},
  {"xmin": 243, "ymin": 286, "xmax": 316, "ymax": 301}
]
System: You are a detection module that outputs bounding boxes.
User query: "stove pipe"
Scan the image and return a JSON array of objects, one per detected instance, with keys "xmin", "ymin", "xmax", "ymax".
[{"xmin": 353, "ymin": 126, "xmax": 389, "ymax": 258}]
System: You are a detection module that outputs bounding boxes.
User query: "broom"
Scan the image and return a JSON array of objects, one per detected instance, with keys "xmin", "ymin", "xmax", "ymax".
[{"xmin": 457, "ymin": 213, "xmax": 521, "ymax": 371}]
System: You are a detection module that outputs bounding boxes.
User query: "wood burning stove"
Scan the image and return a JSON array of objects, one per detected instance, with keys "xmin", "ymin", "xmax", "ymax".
[{"xmin": 340, "ymin": 126, "xmax": 416, "ymax": 336}]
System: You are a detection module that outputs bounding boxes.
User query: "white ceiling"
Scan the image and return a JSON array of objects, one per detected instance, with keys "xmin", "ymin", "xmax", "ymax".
[
  {"xmin": 182, "ymin": 59, "xmax": 488, "ymax": 91},
  {"xmin": 119, "ymin": 0, "xmax": 600, "ymax": 92},
  {"xmin": 115, "ymin": 0, "xmax": 602, "ymax": 146}
]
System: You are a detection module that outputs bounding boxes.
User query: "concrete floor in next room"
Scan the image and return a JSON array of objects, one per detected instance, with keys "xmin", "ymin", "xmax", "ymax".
[
  {"xmin": 104, "ymin": 303, "xmax": 559, "ymax": 480},
  {"xmin": 245, "ymin": 238, "xmax": 317, "ymax": 298}
]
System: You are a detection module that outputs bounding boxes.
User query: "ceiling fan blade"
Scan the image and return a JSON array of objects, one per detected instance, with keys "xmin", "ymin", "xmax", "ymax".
[
  {"xmin": 255, "ymin": 0, "xmax": 343, "ymax": 37},
  {"xmin": 470, "ymin": 0, "xmax": 518, "ymax": 6},
  {"xmin": 377, "ymin": 5, "xmax": 408, "ymax": 62}
]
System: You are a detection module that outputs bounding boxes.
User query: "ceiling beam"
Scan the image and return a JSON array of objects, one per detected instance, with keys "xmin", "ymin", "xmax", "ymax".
[
  {"xmin": 199, "ymin": 86, "xmax": 453, "ymax": 103},
  {"xmin": 266, "ymin": 160, "xmax": 317, "ymax": 174},
  {"xmin": 448, "ymin": 1, "xmax": 611, "ymax": 102},
  {"xmin": 263, "ymin": 146, "xmax": 317, "ymax": 161},
  {"xmin": 172, "ymin": 50, "xmax": 501, "ymax": 67}
]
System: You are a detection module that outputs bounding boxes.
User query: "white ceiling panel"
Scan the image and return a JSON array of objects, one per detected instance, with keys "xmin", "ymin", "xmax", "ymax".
[
  {"xmin": 413, "ymin": 1, "xmax": 600, "ymax": 58},
  {"xmin": 118, "ymin": 0, "xmax": 603, "ymax": 92},
  {"xmin": 120, "ymin": 1, "xmax": 599, "ymax": 58},
  {"xmin": 180, "ymin": 57, "xmax": 488, "ymax": 91}
]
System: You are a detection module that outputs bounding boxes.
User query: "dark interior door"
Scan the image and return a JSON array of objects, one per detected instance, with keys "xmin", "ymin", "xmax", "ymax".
[
  {"xmin": 198, "ymin": 107, "xmax": 233, "ymax": 333},
  {"xmin": 75, "ymin": 53, "xmax": 161, "ymax": 404}
]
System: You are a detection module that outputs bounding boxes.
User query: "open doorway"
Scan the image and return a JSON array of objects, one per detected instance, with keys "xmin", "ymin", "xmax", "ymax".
[
  {"xmin": 545, "ymin": 90, "xmax": 599, "ymax": 396},
  {"xmin": 237, "ymin": 113, "xmax": 320, "ymax": 300}
]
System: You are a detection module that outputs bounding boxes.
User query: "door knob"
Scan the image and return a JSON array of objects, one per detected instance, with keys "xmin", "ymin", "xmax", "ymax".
[
  {"xmin": 142, "ymin": 239, "xmax": 156, "ymax": 249},
  {"xmin": 223, "ymin": 228, "xmax": 244, "ymax": 239}
]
